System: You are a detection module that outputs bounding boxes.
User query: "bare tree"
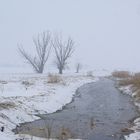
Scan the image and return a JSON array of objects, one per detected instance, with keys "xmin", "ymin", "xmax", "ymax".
[
  {"xmin": 75, "ymin": 63, "xmax": 82, "ymax": 73},
  {"xmin": 19, "ymin": 32, "xmax": 51, "ymax": 73},
  {"xmin": 52, "ymin": 35, "xmax": 74, "ymax": 74}
]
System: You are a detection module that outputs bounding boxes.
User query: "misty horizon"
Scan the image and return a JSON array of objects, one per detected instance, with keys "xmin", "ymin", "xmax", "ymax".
[{"xmin": 0, "ymin": 0, "xmax": 140, "ymax": 73}]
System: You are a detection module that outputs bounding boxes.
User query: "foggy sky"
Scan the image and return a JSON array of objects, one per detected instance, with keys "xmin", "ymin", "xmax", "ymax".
[{"xmin": 0, "ymin": 0, "xmax": 140, "ymax": 72}]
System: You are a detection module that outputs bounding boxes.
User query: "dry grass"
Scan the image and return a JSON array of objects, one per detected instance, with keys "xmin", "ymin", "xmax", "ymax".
[
  {"xmin": 119, "ymin": 73, "xmax": 140, "ymax": 98},
  {"xmin": 47, "ymin": 73, "xmax": 62, "ymax": 83},
  {"xmin": 134, "ymin": 91, "xmax": 140, "ymax": 98},
  {"xmin": 59, "ymin": 127, "xmax": 72, "ymax": 140},
  {"xmin": 0, "ymin": 81, "xmax": 8, "ymax": 84},
  {"xmin": 119, "ymin": 75, "xmax": 140, "ymax": 87},
  {"xmin": 112, "ymin": 71, "xmax": 131, "ymax": 78},
  {"xmin": 21, "ymin": 81, "xmax": 34, "ymax": 87},
  {"xmin": 0, "ymin": 102, "xmax": 16, "ymax": 110},
  {"xmin": 86, "ymin": 71, "xmax": 94, "ymax": 77}
]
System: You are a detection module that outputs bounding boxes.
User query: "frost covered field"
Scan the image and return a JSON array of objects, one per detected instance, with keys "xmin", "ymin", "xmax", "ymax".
[{"xmin": 0, "ymin": 72, "xmax": 98, "ymax": 140}]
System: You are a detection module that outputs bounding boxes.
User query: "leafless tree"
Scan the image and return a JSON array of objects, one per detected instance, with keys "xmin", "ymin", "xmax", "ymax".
[
  {"xmin": 75, "ymin": 63, "xmax": 82, "ymax": 73},
  {"xmin": 19, "ymin": 32, "xmax": 51, "ymax": 73},
  {"xmin": 52, "ymin": 35, "xmax": 74, "ymax": 74}
]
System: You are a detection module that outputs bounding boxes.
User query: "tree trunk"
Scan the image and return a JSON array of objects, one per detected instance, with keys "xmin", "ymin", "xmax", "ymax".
[
  {"xmin": 38, "ymin": 66, "xmax": 44, "ymax": 73},
  {"xmin": 59, "ymin": 68, "xmax": 63, "ymax": 74},
  {"xmin": 76, "ymin": 68, "xmax": 79, "ymax": 73}
]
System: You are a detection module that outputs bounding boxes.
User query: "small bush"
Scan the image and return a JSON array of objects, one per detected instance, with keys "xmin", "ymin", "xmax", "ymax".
[
  {"xmin": 134, "ymin": 91, "xmax": 140, "ymax": 98},
  {"xmin": 112, "ymin": 71, "xmax": 131, "ymax": 78},
  {"xmin": 120, "ymin": 75, "xmax": 140, "ymax": 87},
  {"xmin": 119, "ymin": 73, "xmax": 140, "ymax": 99},
  {"xmin": 86, "ymin": 71, "xmax": 94, "ymax": 77},
  {"xmin": 21, "ymin": 81, "xmax": 33, "ymax": 86},
  {"xmin": 0, "ymin": 102, "xmax": 16, "ymax": 110},
  {"xmin": 134, "ymin": 72, "xmax": 140, "ymax": 78},
  {"xmin": 119, "ymin": 79, "xmax": 132, "ymax": 86},
  {"xmin": 59, "ymin": 127, "xmax": 72, "ymax": 140},
  {"xmin": 47, "ymin": 73, "xmax": 62, "ymax": 83},
  {"xmin": 0, "ymin": 81, "xmax": 8, "ymax": 84}
]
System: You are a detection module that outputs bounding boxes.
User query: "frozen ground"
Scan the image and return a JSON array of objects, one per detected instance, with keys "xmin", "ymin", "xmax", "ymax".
[
  {"xmin": 119, "ymin": 86, "xmax": 140, "ymax": 140},
  {"xmin": 0, "ymin": 71, "xmax": 100, "ymax": 140}
]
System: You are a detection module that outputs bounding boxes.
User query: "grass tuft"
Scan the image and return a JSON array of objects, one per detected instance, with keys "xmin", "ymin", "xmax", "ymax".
[
  {"xmin": 47, "ymin": 73, "xmax": 62, "ymax": 83},
  {"xmin": 119, "ymin": 72, "xmax": 140, "ymax": 99},
  {"xmin": 0, "ymin": 102, "xmax": 16, "ymax": 110},
  {"xmin": 112, "ymin": 71, "xmax": 131, "ymax": 78}
]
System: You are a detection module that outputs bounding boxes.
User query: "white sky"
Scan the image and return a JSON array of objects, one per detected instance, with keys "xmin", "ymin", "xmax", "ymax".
[{"xmin": 0, "ymin": 0, "xmax": 140, "ymax": 72}]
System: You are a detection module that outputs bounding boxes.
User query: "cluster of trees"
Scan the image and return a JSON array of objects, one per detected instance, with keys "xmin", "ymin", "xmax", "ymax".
[{"xmin": 19, "ymin": 31, "xmax": 75, "ymax": 74}]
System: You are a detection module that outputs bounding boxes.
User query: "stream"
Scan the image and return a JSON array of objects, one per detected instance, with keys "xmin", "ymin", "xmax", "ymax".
[{"xmin": 14, "ymin": 78, "xmax": 139, "ymax": 140}]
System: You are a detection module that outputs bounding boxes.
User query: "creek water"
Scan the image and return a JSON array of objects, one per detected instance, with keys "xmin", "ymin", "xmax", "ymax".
[{"xmin": 15, "ymin": 78, "xmax": 139, "ymax": 140}]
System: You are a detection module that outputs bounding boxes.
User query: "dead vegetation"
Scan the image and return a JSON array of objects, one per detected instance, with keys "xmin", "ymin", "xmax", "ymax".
[
  {"xmin": 59, "ymin": 127, "xmax": 72, "ymax": 140},
  {"xmin": 0, "ymin": 81, "xmax": 8, "ymax": 84},
  {"xmin": 90, "ymin": 117, "xmax": 96, "ymax": 129},
  {"xmin": 86, "ymin": 71, "xmax": 94, "ymax": 77},
  {"xmin": 47, "ymin": 73, "xmax": 62, "ymax": 84},
  {"xmin": 121, "ymin": 127, "xmax": 134, "ymax": 134},
  {"xmin": 112, "ymin": 71, "xmax": 131, "ymax": 78},
  {"xmin": 21, "ymin": 81, "xmax": 34, "ymax": 86},
  {"xmin": 119, "ymin": 74, "xmax": 140, "ymax": 86},
  {"xmin": 0, "ymin": 102, "xmax": 16, "ymax": 110},
  {"xmin": 21, "ymin": 81, "xmax": 34, "ymax": 90},
  {"xmin": 112, "ymin": 71, "xmax": 140, "ymax": 99},
  {"xmin": 119, "ymin": 74, "xmax": 140, "ymax": 98}
]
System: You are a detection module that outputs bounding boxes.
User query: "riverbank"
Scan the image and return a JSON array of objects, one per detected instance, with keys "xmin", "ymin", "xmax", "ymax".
[
  {"xmin": 116, "ymin": 79, "xmax": 140, "ymax": 140},
  {"xmin": 0, "ymin": 73, "xmax": 97, "ymax": 140}
]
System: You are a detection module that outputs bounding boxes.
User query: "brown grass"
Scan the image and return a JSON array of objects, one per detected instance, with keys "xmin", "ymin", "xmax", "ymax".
[
  {"xmin": 59, "ymin": 127, "xmax": 72, "ymax": 140},
  {"xmin": 112, "ymin": 71, "xmax": 131, "ymax": 78},
  {"xmin": 119, "ymin": 73, "xmax": 140, "ymax": 98},
  {"xmin": 0, "ymin": 102, "xmax": 16, "ymax": 110},
  {"xmin": 47, "ymin": 73, "xmax": 62, "ymax": 83},
  {"xmin": 119, "ymin": 75, "xmax": 140, "ymax": 87}
]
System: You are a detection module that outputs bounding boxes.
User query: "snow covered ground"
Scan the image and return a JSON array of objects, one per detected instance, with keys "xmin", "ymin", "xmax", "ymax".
[
  {"xmin": 119, "ymin": 86, "xmax": 140, "ymax": 140},
  {"xmin": 0, "ymin": 72, "xmax": 99, "ymax": 140}
]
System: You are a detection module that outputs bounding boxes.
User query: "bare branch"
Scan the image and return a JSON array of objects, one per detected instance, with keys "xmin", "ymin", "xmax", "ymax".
[
  {"xmin": 53, "ymin": 35, "xmax": 75, "ymax": 74},
  {"xmin": 18, "ymin": 31, "xmax": 51, "ymax": 73}
]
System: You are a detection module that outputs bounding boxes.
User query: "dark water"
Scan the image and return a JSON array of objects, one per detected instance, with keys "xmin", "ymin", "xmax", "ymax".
[{"xmin": 15, "ymin": 78, "xmax": 139, "ymax": 140}]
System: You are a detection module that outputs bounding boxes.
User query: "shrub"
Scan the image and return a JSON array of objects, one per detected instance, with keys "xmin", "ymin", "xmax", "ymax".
[
  {"xmin": 0, "ymin": 81, "xmax": 8, "ymax": 84},
  {"xmin": 120, "ymin": 74, "xmax": 140, "ymax": 87},
  {"xmin": 21, "ymin": 81, "xmax": 34, "ymax": 86},
  {"xmin": 134, "ymin": 72, "xmax": 140, "ymax": 78},
  {"xmin": 86, "ymin": 71, "xmax": 94, "ymax": 77},
  {"xmin": 112, "ymin": 71, "xmax": 131, "ymax": 78},
  {"xmin": 47, "ymin": 73, "xmax": 62, "ymax": 83},
  {"xmin": 59, "ymin": 127, "xmax": 72, "ymax": 140},
  {"xmin": 0, "ymin": 102, "xmax": 16, "ymax": 109},
  {"xmin": 119, "ymin": 73, "xmax": 140, "ymax": 99}
]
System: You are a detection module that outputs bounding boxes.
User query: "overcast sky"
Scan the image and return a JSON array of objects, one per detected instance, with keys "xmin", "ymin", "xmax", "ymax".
[{"xmin": 0, "ymin": 0, "xmax": 140, "ymax": 72}]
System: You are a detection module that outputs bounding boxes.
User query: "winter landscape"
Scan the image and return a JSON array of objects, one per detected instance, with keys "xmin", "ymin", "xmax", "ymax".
[{"xmin": 0, "ymin": 0, "xmax": 140, "ymax": 140}]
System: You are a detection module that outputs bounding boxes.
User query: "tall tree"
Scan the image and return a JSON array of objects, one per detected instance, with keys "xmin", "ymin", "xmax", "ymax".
[
  {"xmin": 19, "ymin": 31, "xmax": 51, "ymax": 73},
  {"xmin": 53, "ymin": 35, "xmax": 74, "ymax": 74}
]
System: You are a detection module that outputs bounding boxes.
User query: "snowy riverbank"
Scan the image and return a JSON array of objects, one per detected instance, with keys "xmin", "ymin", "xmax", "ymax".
[
  {"xmin": 0, "ymin": 73, "xmax": 98, "ymax": 140},
  {"xmin": 119, "ymin": 85, "xmax": 140, "ymax": 140}
]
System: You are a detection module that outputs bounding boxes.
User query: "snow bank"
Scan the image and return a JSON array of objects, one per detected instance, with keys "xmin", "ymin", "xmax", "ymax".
[{"xmin": 118, "ymin": 85, "xmax": 140, "ymax": 140}]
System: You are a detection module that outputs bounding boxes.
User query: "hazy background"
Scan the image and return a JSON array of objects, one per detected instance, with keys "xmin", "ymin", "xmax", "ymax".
[{"xmin": 0, "ymin": 0, "xmax": 140, "ymax": 73}]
